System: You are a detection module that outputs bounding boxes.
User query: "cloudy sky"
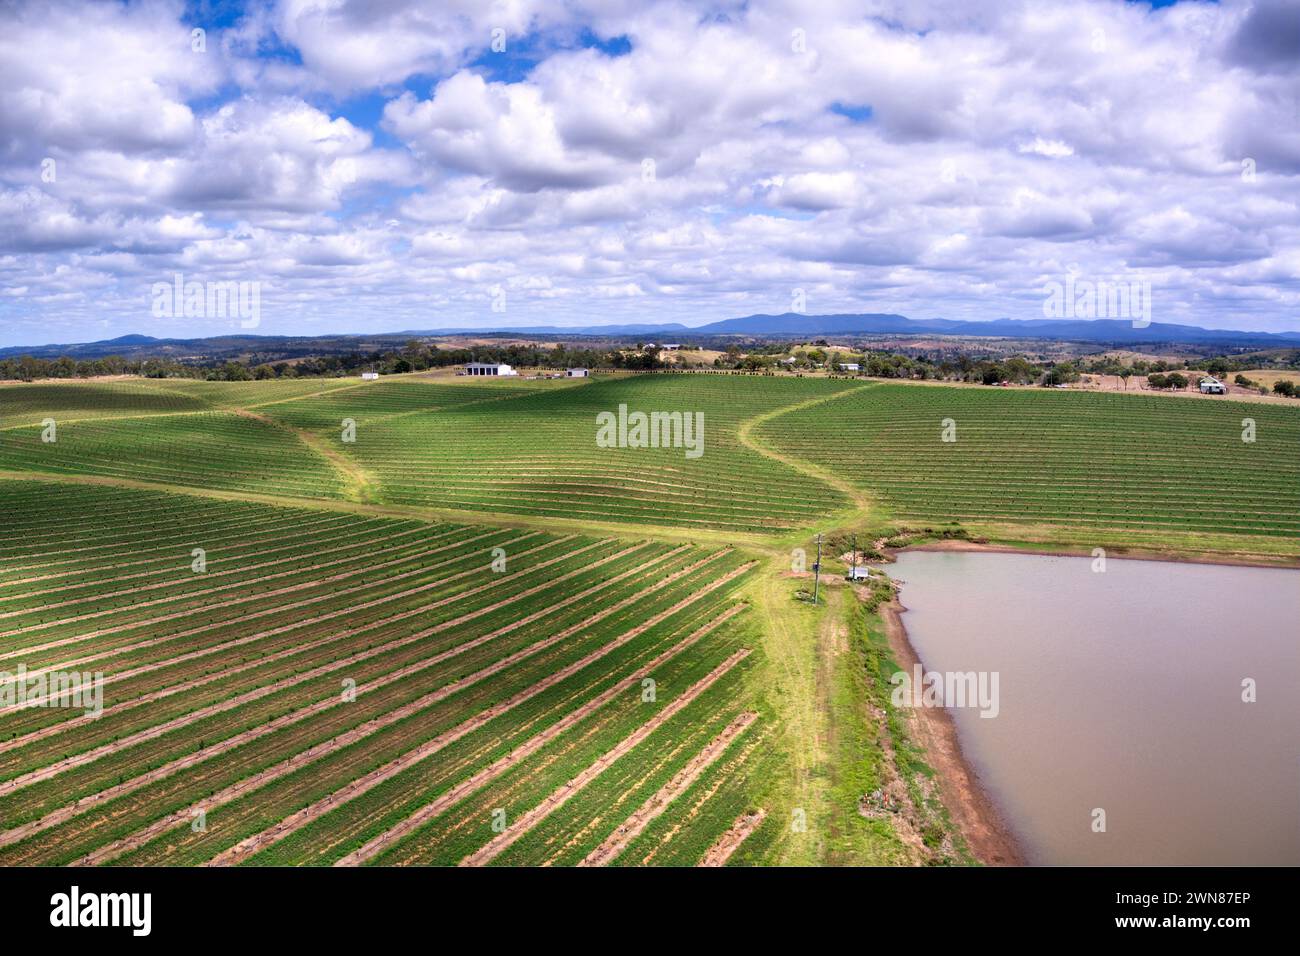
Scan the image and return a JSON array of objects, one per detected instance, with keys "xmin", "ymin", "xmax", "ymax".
[{"xmin": 1, "ymin": 0, "xmax": 1298, "ymax": 347}]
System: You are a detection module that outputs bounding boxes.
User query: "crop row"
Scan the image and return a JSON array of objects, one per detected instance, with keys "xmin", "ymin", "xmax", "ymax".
[
  {"xmin": 758, "ymin": 383, "xmax": 1300, "ymax": 538},
  {"xmin": 38, "ymin": 554, "xmax": 751, "ymax": 865},
  {"xmin": 1, "ymin": 413, "xmax": 344, "ymax": 500},
  {"xmin": 0, "ymin": 480, "xmax": 766, "ymax": 866},
  {"xmin": 259, "ymin": 375, "xmax": 860, "ymax": 531}
]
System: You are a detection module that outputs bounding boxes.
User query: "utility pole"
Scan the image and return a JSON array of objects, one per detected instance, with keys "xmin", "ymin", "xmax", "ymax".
[
  {"xmin": 812, "ymin": 533, "xmax": 822, "ymax": 605},
  {"xmin": 851, "ymin": 533, "xmax": 857, "ymax": 581}
]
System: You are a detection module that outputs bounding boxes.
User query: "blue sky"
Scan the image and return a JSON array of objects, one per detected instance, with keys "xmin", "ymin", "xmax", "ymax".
[{"xmin": 1, "ymin": 0, "xmax": 1298, "ymax": 347}]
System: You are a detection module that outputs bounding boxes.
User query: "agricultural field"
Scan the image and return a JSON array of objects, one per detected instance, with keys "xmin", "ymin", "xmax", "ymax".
[
  {"xmin": 0, "ymin": 381, "xmax": 211, "ymax": 430},
  {"xmin": 757, "ymin": 382, "xmax": 1300, "ymax": 547},
  {"xmin": 259, "ymin": 374, "xmax": 860, "ymax": 532},
  {"xmin": 0, "ymin": 479, "xmax": 779, "ymax": 866},
  {"xmin": 2, "ymin": 374, "xmax": 860, "ymax": 532},
  {"xmin": 1, "ymin": 370, "xmax": 1297, "ymax": 868}
]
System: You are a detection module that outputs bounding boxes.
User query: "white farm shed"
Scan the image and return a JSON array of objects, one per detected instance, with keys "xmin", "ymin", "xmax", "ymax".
[
  {"xmin": 840, "ymin": 363, "xmax": 861, "ymax": 372},
  {"xmin": 464, "ymin": 362, "xmax": 518, "ymax": 377},
  {"xmin": 361, "ymin": 371, "xmax": 380, "ymax": 380},
  {"xmin": 566, "ymin": 368, "xmax": 589, "ymax": 377}
]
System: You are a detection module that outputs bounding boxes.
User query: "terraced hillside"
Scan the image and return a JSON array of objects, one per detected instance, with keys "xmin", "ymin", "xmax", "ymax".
[
  {"xmin": 1, "ymin": 411, "xmax": 348, "ymax": 499},
  {"xmin": 0, "ymin": 480, "xmax": 779, "ymax": 867},
  {"xmin": 1, "ymin": 374, "xmax": 858, "ymax": 533},
  {"xmin": 0, "ymin": 380, "xmax": 212, "ymax": 430},
  {"xmin": 258, "ymin": 373, "xmax": 859, "ymax": 532},
  {"xmin": 757, "ymin": 383, "xmax": 1300, "ymax": 541}
]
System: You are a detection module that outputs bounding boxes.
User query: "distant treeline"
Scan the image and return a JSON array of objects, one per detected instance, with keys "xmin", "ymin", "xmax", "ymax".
[
  {"xmin": 711, "ymin": 347, "xmax": 1062, "ymax": 384},
  {"xmin": 0, "ymin": 342, "xmax": 665, "ymax": 382},
  {"xmin": 6, "ymin": 338, "xmax": 1299, "ymax": 390}
]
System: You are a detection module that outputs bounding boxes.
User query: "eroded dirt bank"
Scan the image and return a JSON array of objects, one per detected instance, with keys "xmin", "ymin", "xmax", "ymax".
[{"xmin": 878, "ymin": 597, "xmax": 1024, "ymax": 866}]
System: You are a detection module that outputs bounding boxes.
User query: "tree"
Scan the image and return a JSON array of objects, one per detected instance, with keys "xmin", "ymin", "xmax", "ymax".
[
  {"xmin": 1147, "ymin": 373, "xmax": 1168, "ymax": 390},
  {"xmin": 1273, "ymin": 380, "xmax": 1296, "ymax": 397},
  {"xmin": 1041, "ymin": 362, "xmax": 1080, "ymax": 386},
  {"xmin": 1166, "ymin": 372, "xmax": 1188, "ymax": 390}
]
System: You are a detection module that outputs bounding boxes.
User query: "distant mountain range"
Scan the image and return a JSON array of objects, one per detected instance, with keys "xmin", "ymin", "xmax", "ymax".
[{"xmin": 4, "ymin": 313, "xmax": 1300, "ymax": 359}]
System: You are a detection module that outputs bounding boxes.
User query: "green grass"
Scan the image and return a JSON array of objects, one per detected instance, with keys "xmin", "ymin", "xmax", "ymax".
[
  {"xmin": 1, "ymin": 370, "xmax": 1297, "ymax": 867},
  {"xmin": 0, "ymin": 480, "xmax": 761, "ymax": 867},
  {"xmin": 0, "ymin": 382, "xmax": 212, "ymax": 430},
  {"xmin": 758, "ymin": 382, "xmax": 1300, "ymax": 541}
]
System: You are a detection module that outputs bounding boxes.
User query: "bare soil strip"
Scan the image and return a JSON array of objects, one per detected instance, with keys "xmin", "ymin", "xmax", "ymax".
[
  {"xmin": 459, "ymin": 647, "xmax": 753, "ymax": 868},
  {"xmin": 210, "ymin": 568, "xmax": 752, "ymax": 867},
  {"xmin": 0, "ymin": 523, "xmax": 431, "ymax": 610},
  {"xmin": 698, "ymin": 809, "xmax": 768, "ymax": 867},
  {"xmin": 334, "ymin": 602, "xmax": 751, "ymax": 867},
  {"xmin": 1, "ymin": 542, "xmax": 671, "ymax": 756},
  {"xmin": 0, "ymin": 513, "xmax": 370, "ymax": 591},
  {"xmin": 0, "ymin": 510, "xmax": 342, "ymax": 569},
  {"xmin": 900, "ymin": 537, "xmax": 1298, "ymax": 571},
  {"xmin": 637, "ymin": 728, "xmax": 768, "ymax": 866},
  {"xmin": 1, "ymin": 528, "xmax": 543, "ymax": 676},
  {"xmin": 76, "ymin": 561, "xmax": 747, "ymax": 865},
  {"xmin": 579, "ymin": 711, "xmax": 757, "ymax": 867},
  {"xmin": 1, "ymin": 522, "xmax": 533, "ymax": 702},
  {"xmin": 0, "ymin": 537, "xmax": 619, "ymax": 802},
  {"xmin": 0, "ymin": 523, "xmax": 509, "ymax": 641}
]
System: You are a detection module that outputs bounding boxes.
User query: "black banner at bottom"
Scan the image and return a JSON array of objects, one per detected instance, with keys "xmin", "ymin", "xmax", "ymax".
[{"xmin": 0, "ymin": 865, "xmax": 1287, "ymax": 942}]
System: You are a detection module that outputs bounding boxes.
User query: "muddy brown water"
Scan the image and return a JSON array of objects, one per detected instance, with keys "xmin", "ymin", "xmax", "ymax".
[{"xmin": 886, "ymin": 550, "xmax": 1300, "ymax": 865}]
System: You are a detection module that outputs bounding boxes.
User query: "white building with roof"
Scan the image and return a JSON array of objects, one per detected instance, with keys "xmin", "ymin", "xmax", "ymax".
[{"xmin": 463, "ymin": 362, "xmax": 518, "ymax": 377}]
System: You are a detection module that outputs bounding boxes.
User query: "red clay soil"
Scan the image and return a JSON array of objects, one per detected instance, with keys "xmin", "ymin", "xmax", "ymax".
[
  {"xmin": 334, "ymin": 602, "xmax": 751, "ymax": 867},
  {"xmin": 8, "ymin": 541, "xmax": 670, "ymax": 851},
  {"xmin": 459, "ymin": 647, "xmax": 753, "ymax": 867},
  {"xmin": 579, "ymin": 710, "xmax": 757, "ymax": 866},
  {"xmin": 698, "ymin": 809, "xmax": 767, "ymax": 867},
  {"xmin": 3, "ymin": 541, "xmax": 669, "ymax": 752},
  {"xmin": 206, "ymin": 565, "xmax": 753, "ymax": 867}
]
